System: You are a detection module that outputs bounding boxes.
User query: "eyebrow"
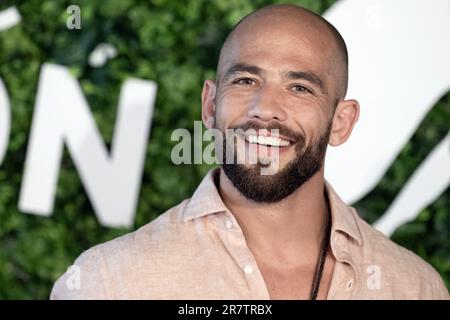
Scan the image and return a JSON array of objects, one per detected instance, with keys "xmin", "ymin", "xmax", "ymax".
[
  {"xmin": 285, "ymin": 70, "xmax": 326, "ymax": 93},
  {"xmin": 222, "ymin": 63, "xmax": 263, "ymax": 82},
  {"xmin": 222, "ymin": 63, "xmax": 326, "ymax": 93}
]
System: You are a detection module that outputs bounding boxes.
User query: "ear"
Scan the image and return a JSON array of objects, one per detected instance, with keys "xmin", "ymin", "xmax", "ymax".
[
  {"xmin": 328, "ymin": 99, "xmax": 360, "ymax": 146},
  {"xmin": 201, "ymin": 79, "xmax": 217, "ymax": 129}
]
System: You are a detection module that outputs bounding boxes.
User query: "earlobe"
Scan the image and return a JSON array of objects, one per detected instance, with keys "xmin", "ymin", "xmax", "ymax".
[
  {"xmin": 201, "ymin": 79, "xmax": 216, "ymax": 129},
  {"xmin": 328, "ymin": 99, "xmax": 360, "ymax": 147}
]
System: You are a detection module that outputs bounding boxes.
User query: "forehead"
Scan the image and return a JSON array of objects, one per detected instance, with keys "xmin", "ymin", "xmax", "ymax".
[{"xmin": 220, "ymin": 15, "xmax": 334, "ymax": 77}]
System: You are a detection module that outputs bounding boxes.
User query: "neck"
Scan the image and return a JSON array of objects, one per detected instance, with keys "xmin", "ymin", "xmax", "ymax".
[{"xmin": 218, "ymin": 167, "xmax": 329, "ymax": 267}]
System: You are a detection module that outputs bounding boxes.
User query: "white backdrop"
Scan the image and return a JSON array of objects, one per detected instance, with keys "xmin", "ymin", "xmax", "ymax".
[{"xmin": 324, "ymin": 0, "xmax": 450, "ymax": 235}]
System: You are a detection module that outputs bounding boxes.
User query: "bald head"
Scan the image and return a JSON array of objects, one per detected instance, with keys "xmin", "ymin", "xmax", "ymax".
[{"xmin": 216, "ymin": 4, "xmax": 348, "ymax": 100}]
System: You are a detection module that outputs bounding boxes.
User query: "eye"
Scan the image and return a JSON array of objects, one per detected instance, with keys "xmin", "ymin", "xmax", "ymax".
[
  {"xmin": 233, "ymin": 78, "xmax": 256, "ymax": 86},
  {"xmin": 291, "ymin": 84, "xmax": 313, "ymax": 94}
]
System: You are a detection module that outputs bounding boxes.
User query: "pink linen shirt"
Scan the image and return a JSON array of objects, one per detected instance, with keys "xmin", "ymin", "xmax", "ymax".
[{"xmin": 51, "ymin": 168, "xmax": 449, "ymax": 299}]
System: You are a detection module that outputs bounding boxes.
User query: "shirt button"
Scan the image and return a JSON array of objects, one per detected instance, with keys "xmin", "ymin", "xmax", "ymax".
[
  {"xmin": 225, "ymin": 219, "xmax": 233, "ymax": 229},
  {"xmin": 244, "ymin": 265, "xmax": 253, "ymax": 274},
  {"xmin": 346, "ymin": 279, "xmax": 354, "ymax": 290}
]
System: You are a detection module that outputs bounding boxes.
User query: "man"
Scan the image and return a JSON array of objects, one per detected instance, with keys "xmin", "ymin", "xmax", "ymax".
[{"xmin": 51, "ymin": 4, "xmax": 449, "ymax": 299}]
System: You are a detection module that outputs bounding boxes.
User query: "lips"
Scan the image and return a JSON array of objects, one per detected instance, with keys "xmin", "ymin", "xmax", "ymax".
[
  {"xmin": 244, "ymin": 134, "xmax": 291, "ymax": 147},
  {"xmin": 228, "ymin": 123, "xmax": 299, "ymax": 159},
  {"xmin": 235, "ymin": 131, "xmax": 295, "ymax": 159}
]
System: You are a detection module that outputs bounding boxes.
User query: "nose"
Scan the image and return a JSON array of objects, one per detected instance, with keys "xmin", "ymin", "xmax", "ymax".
[{"xmin": 246, "ymin": 83, "xmax": 288, "ymax": 122}]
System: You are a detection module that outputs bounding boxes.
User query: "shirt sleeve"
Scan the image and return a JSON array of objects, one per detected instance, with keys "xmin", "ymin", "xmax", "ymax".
[{"xmin": 50, "ymin": 246, "xmax": 110, "ymax": 300}]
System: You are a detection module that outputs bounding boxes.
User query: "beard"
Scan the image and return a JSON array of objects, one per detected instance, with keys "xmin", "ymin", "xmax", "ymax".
[{"xmin": 216, "ymin": 119, "xmax": 331, "ymax": 203}]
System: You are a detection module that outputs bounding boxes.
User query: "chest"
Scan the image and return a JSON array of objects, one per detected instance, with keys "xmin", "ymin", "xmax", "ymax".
[{"xmin": 257, "ymin": 255, "xmax": 336, "ymax": 300}]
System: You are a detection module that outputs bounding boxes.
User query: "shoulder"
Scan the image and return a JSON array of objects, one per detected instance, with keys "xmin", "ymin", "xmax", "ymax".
[
  {"xmin": 94, "ymin": 198, "xmax": 192, "ymax": 257},
  {"xmin": 353, "ymin": 212, "xmax": 449, "ymax": 299},
  {"xmin": 50, "ymin": 199, "xmax": 192, "ymax": 299}
]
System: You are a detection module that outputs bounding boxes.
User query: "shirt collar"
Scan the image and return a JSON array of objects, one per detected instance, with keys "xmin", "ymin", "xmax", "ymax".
[
  {"xmin": 183, "ymin": 168, "xmax": 362, "ymax": 246},
  {"xmin": 324, "ymin": 180, "xmax": 362, "ymax": 246},
  {"xmin": 182, "ymin": 168, "xmax": 228, "ymax": 222}
]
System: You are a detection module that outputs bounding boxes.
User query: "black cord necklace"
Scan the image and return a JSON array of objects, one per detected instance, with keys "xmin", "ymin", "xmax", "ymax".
[{"xmin": 309, "ymin": 207, "xmax": 331, "ymax": 300}]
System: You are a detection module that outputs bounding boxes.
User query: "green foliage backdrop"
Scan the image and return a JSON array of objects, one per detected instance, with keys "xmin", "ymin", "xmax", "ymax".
[{"xmin": 0, "ymin": 0, "xmax": 448, "ymax": 299}]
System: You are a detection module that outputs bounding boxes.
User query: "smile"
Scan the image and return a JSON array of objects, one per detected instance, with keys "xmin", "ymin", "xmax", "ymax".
[{"xmin": 244, "ymin": 134, "xmax": 291, "ymax": 147}]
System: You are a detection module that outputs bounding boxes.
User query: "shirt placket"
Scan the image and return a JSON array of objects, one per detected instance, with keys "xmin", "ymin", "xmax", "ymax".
[
  {"xmin": 212, "ymin": 211, "xmax": 271, "ymax": 300},
  {"xmin": 327, "ymin": 231, "xmax": 359, "ymax": 299}
]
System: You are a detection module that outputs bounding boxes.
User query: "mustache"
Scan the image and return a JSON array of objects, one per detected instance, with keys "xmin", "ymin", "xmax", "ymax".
[{"xmin": 228, "ymin": 120, "xmax": 304, "ymax": 143}]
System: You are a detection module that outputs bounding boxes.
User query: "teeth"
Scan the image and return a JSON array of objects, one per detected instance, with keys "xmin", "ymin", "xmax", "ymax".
[
  {"xmin": 257, "ymin": 135, "xmax": 265, "ymax": 145},
  {"xmin": 245, "ymin": 135, "xmax": 291, "ymax": 147}
]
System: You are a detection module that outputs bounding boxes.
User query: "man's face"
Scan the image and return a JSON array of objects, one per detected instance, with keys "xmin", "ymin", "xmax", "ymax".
[{"xmin": 212, "ymin": 17, "xmax": 338, "ymax": 202}]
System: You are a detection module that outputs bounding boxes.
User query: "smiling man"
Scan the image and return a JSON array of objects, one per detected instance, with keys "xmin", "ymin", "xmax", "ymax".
[{"xmin": 51, "ymin": 4, "xmax": 449, "ymax": 300}]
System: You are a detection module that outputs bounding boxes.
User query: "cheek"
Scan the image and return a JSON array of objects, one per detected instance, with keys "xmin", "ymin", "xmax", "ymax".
[
  {"xmin": 221, "ymin": 87, "xmax": 254, "ymax": 107},
  {"xmin": 288, "ymin": 100, "xmax": 330, "ymax": 143},
  {"xmin": 215, "ymin": 90, "xmax": 252, "ymax": 127}
]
